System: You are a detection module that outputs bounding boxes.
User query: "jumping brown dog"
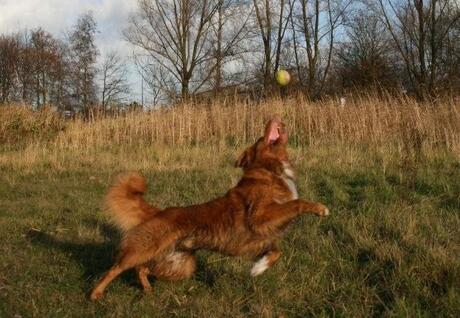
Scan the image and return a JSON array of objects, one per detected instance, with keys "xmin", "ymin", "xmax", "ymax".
[{"xmin": 90, "ymin": 119, "xmax": 329, "ymax": 300}]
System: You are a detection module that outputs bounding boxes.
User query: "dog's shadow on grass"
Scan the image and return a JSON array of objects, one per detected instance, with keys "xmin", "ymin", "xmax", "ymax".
[
  {"xmin": 26, "ymin": 221, "xmax": 139, "ymax": 292},
  {"xmin": 26, "ymin": 220, "xmax": 218, "ymax": 293}
]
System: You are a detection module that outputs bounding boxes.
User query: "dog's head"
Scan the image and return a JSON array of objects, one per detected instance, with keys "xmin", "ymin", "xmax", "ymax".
[{"xmin": 235, "ymin": 119, "xmax": 289, "ymax": 174}]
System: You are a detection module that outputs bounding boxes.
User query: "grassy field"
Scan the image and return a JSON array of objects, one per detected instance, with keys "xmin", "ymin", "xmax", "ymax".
[{"xmin": 0, "ymin": 96, "xmax": 459, "ymax": 317}]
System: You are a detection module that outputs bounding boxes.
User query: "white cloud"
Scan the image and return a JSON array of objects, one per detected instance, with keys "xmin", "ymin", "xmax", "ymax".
[
  {"xmin": 1, "ymin": 0, "xmax": 137, "ymax": 55},
  {"xmin": 1, "ymin": 1, "xmax": 134, "ymax": 36},
  {"xmin": 0, "ymin": 0, "xmax": 141, "ymax": 100}
]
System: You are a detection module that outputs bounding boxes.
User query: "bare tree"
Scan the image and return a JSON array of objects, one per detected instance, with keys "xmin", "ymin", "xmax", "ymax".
[
  {"xmin": 133, "ymin": 53, "xmax": 178, "ymax": 105},
  {"xmin": 291, "ymin": 0, "xmax": 351, "ymax": 97},
  {"xmin": 15, "ymin": 32, "xmax": 34, "ymax": 103},
  {"xmin": 439, "ymin": 6, "xmax": 460, "ymax": 92},
  {"xmin": 334, "ymin": 11, "xmax": 400, "ymax": 92},
  {"xmin": 29, "ymin": 28, "xmax": 66, "ymax": 108},
  {"xmin": 1, "ymin": 30, "xmax": 69, "ymax": 108},
  {"xmin": 69, "ymin": 12, "xmax": 99, "ymax": 111},
  {"xmin": 100, "ymin": 51, "xmax": 130, "ymax": 109},
  {"xmin": 252, "ymin": 0, "xmax": 293, "ymax": 90},
  {"xmin": 126, "ymin": 0, "xmax": 224, "ymax": 99},
  {"xmin": 375, "ymin": 0, "xmax": 460, "ymax": 98},
  {"xmin": 0, "ymin": 35, "xmax": 20, "ymax": 104},
  {"xmin": 210, "ymin": 0, "xmax": 253, "ymax": 94}
]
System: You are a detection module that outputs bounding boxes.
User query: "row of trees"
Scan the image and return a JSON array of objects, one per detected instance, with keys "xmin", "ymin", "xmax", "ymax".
[
  {"xmin": 1, "ymin": 0, "xmax": 460, "ymax": 110},
  {"xmin": 128, "ymin": 0, "xmax": 460, "ymax": 101},
  {"xmin": 0, "ymin": 13, "xmax": 130, "ymax": 111}
]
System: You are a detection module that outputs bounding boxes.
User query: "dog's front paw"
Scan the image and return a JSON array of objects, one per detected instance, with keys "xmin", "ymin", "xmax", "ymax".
[
  {"xmin": 318, "ymin": 205, "xmax": 330, "ymax": 217},
  {"xmin": 250, "ymin": 256, "xmax": 269, "ymax": 277},
  {"xmin": 143, "ymin": 285, "xmax": 153, "ymax": 293},
  {"xmin": 90, "ymin": 290, "xmax": 104, "ymax": 301}
]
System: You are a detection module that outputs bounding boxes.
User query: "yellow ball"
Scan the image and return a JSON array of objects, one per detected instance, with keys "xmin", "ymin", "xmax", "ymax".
[{"xmin": 275, "ymin": 70, "xmax": 291, "ymax": 86}]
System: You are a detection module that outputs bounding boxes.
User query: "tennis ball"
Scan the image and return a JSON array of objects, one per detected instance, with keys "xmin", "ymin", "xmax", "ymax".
[{"xmin": 275, "ymin": 70, "xmax": 291, "ymax": 86}]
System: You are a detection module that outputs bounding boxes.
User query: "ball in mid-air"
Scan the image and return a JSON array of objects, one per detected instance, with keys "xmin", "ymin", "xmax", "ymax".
[{"xmin": 275, "ymin": 70, "xmax": 291, "ymax": 86}]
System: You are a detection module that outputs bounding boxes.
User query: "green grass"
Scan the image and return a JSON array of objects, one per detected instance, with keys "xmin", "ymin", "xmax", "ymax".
[{"xmin": 0, "ymin": 145, "xmax": 459, "ymax": 317}]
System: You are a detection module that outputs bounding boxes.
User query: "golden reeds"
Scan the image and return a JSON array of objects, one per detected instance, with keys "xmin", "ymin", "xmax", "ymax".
[
  {"xmin": 0, "ymin": 105, "xmax": 64, "ymax": 144},
  {"xmin": 1, "ymin": 95, "xmax": 459, "ymax": 155}
]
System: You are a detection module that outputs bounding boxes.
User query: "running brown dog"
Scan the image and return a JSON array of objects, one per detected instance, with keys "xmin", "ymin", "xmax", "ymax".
[{"xmin": 90, "ymin": 119, "xmax": 329, "ymax": 300}]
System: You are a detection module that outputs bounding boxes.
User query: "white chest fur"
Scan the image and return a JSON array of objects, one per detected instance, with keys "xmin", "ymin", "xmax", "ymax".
[{"xmin": 281, "ymin": 162, "xmax": 299, "ymax": 200}]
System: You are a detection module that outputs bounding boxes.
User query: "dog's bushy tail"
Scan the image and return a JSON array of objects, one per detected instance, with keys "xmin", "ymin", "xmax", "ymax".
[{"xmin": 104, "ymin": 172, "xmax": 160, "ymax": 234}]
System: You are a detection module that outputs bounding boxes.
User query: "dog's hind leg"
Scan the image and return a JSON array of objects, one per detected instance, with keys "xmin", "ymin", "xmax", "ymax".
[
  {"xmin": 90, "ymin": 248, "xmax": 151, "ymax": 300},
  {"xmin": 136, "ymin": 252, "xmax": 196, "ymax": 292},
  {"xmin": 90, "ymin": 227, "xmax": 182, "ymax": 300},
  {"xmin": 90, "ymin": 265, "xmax": 127, "ymax": 300},
  {"xmin": 152, "ymin": 251, "xmax": 196, "ymax": 281},
  {"xmin": 136, "ymin": 265, "xmax": 152, "ymax": 292}
]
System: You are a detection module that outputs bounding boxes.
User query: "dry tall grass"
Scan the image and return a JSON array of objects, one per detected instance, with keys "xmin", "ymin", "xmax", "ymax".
[
  {"xmin": 0, "ymin": 104, "xmax": 63, "ymax": 144},
  {"xmin": 1, "ymin": 95, "xmax": 459, "ymax": 156}
]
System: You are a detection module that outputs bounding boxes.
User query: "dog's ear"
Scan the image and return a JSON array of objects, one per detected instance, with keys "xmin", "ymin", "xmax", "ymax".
[
  {"xmin": 235, "ymin": 149, "xmax": 249, "ymax": 168},
  {"xmin": 235, "ymin": 147, "xmax": 254, "ymax": 168},
  {"xmin": 278, "ymin": 122, "xmax": 288, "ymax": 145}
]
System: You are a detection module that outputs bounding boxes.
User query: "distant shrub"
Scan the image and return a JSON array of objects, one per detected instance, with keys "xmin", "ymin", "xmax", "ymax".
[{"xmin": 0, "ymin": 105, "xmax": 64, "ymax": 144}]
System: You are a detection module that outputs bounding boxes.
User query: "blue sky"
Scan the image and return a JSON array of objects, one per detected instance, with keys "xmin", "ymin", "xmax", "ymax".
[{"xmin": 0, "ymin": 0, "xmax": 142, "ymax": 101}]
